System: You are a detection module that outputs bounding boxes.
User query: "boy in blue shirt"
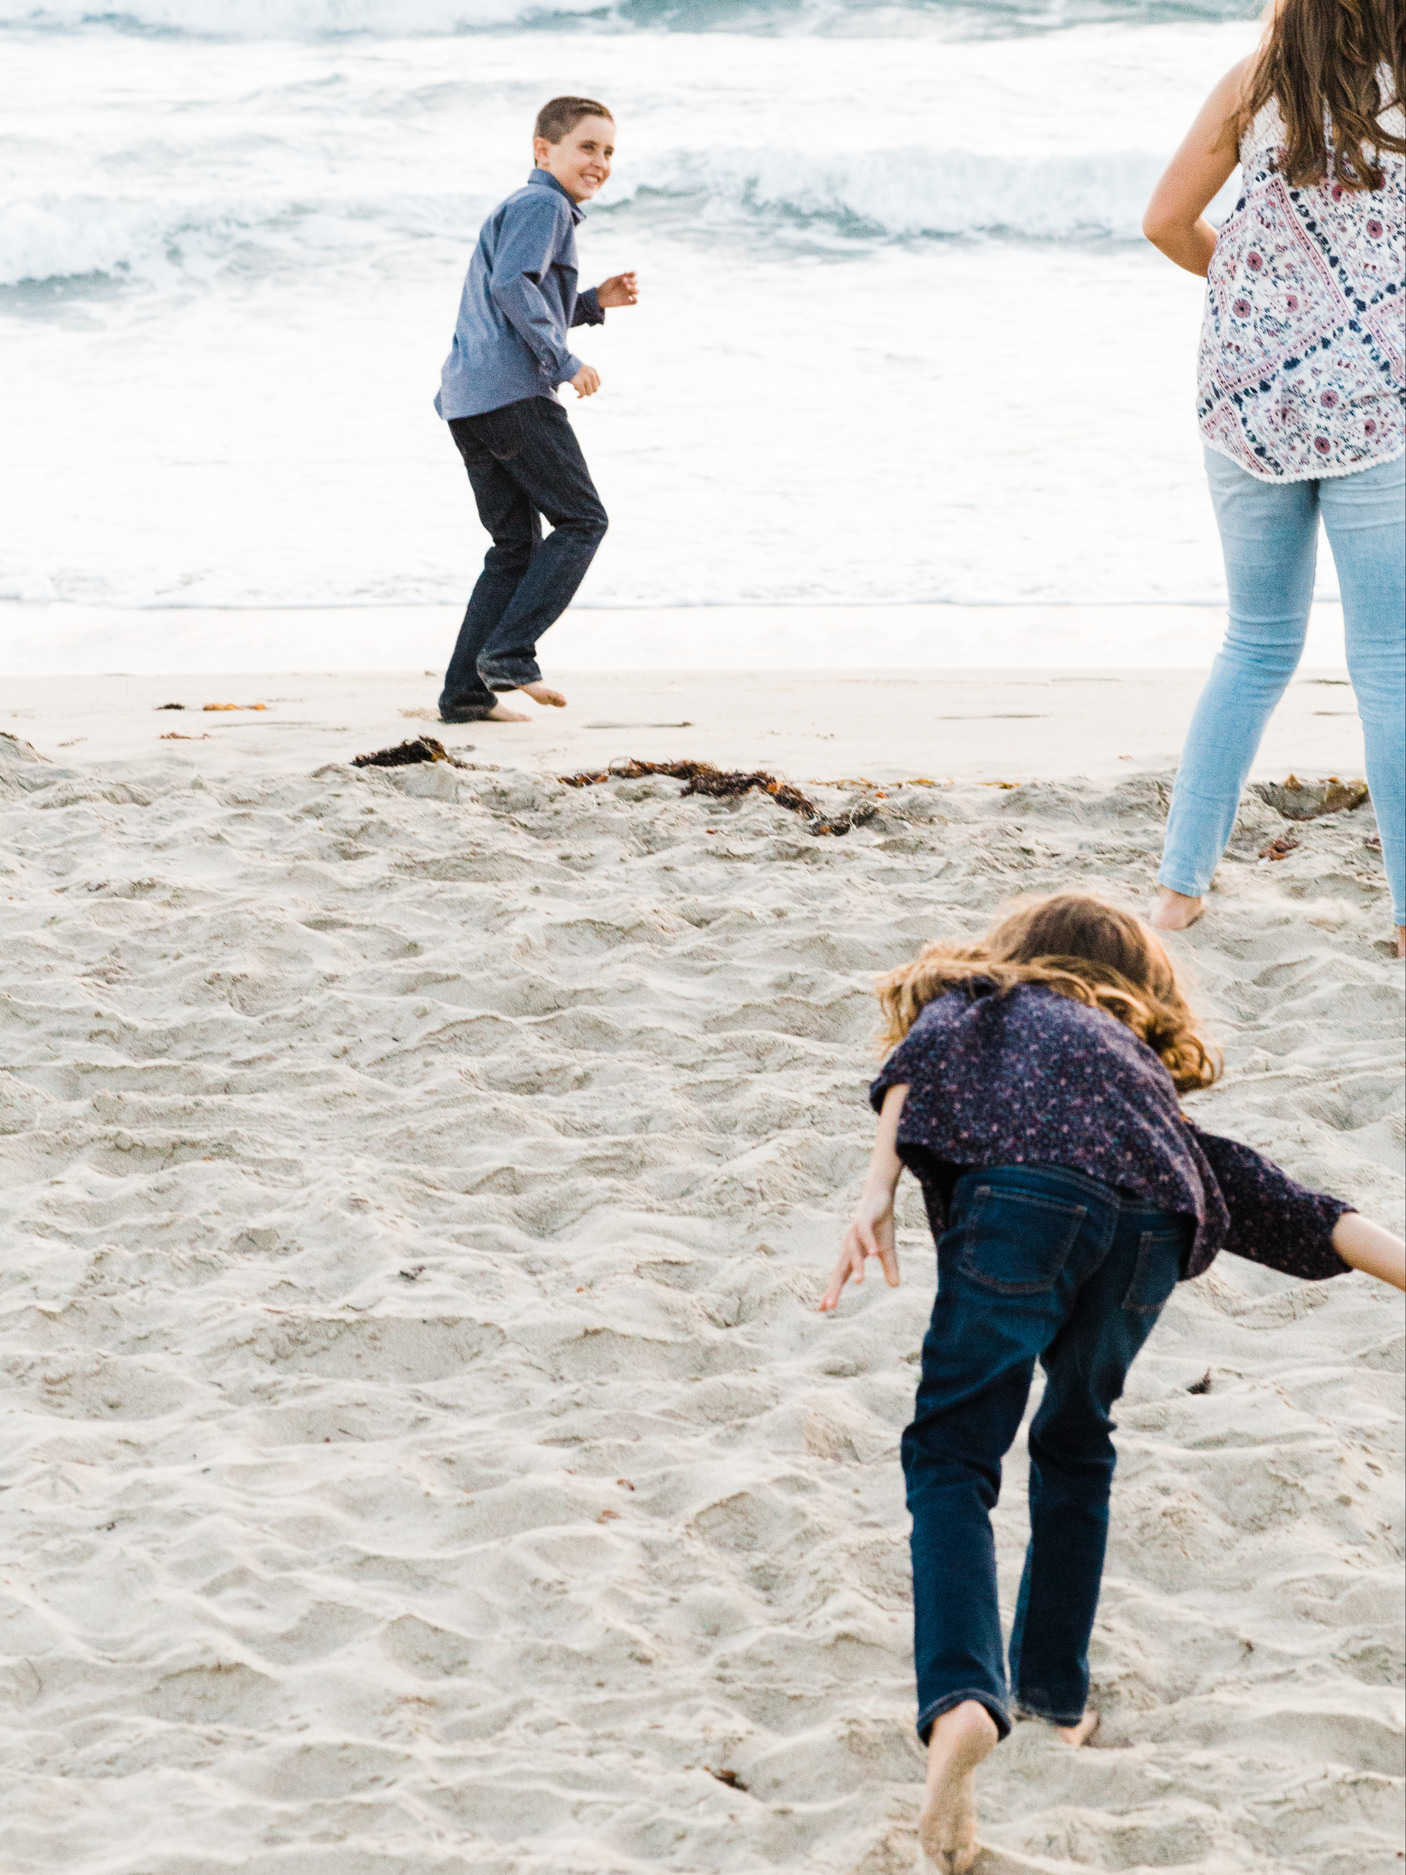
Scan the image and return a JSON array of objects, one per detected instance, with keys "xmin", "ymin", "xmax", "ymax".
[{"xmin": 434, "ymin": 96, "xmax": 637, "ymax": 723}]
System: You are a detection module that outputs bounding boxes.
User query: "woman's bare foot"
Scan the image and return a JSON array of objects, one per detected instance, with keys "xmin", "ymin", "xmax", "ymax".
[
  {"xmin": 1055, "ymin": 1710, "xmax": 1100, "ymax": 1747},
  {"xmin": 1149, "ymin": 887, "xmax": 1204, "ymax": 932},
  {"xmin": 485, "ymin": 702, "xmax": 530, "ymax": 722},
  {"xmin": 917, "ymin": 1700, "xmax": 999, "ymax": 1875},
  {"xmin": 518, "ymin": 681, "xmax": 567, "ymax": 708}
]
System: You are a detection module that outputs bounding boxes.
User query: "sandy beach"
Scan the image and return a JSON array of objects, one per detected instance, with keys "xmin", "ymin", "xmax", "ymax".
[
  {"xmin": 1, "ymin": 665, "xmax": 1402, "ymax": 1875},
  {"xmin": 7, "ymin": 0, "xmax": 1403, "ymax": 1860}
]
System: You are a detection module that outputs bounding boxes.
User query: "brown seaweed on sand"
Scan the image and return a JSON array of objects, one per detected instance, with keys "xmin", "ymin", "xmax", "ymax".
[
  {"xmin": 352, "ymin": 737, "xmax": 471, "ymax": 770},
  {"xmin": 558, "ymin": 758, "xmax": 880, "ymax": 836}
]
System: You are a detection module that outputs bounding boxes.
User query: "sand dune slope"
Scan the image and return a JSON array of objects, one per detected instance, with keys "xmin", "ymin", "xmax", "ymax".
[{"xmin": 0, "ymin": 739, "xmax": 1401, "ymax": 1875}]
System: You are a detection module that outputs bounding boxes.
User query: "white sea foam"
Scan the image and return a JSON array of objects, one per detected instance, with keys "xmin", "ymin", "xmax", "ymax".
[
  {"xmin": 0, "ymin": 193, "xmax": 475, "ymax": 288},
  {"xmin": 632, "ymin": 145, "xmax": 1165, "ymax": 240},
  {"xmin": 0, "ymin": 0, "xmax": 591, "ymax": 30},
  {"xmin": 0, "ymin": 0, "xmax": 1248, "ymax": 34}
]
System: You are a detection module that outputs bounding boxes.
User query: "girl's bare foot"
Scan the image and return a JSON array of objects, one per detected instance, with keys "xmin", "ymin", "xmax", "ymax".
[
  {"xmin": 1055, "ymin": 1710, "xmax": 1099, "ymax": 1747},
  {"xmin": 518, "ymin": 681, "xmax": 567, "ymax": 708},
  {"xmin": 485, "ymin": 702, "xmax": 530, "ymax": 722},
  {"xmin": 917, "ymin": 1700, "xmax": 999, "ymax": 1875},
  {"xmin": 1149, "ymin": 887, "xmax": 1204, "ymax": 932}
]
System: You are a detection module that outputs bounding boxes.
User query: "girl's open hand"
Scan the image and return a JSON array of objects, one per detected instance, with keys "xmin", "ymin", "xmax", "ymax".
[{"xmin": 820, "ymin": 1191, "xmax": 900, "ymax": 1312}]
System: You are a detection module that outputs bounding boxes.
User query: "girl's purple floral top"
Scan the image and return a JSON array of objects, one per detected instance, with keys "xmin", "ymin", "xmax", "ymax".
[{"xmin": 870, "ymin": 982, "xmax": 1352, "ymax": 1282}]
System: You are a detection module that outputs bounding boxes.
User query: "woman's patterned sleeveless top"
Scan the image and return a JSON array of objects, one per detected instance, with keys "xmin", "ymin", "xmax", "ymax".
[{"xmin": 1198, "ymin": 88, "xmax": 1404, "ymax": 481}]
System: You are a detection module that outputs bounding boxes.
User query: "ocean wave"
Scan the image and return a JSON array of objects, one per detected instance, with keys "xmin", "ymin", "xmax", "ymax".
[
  {"xmin": 629, "ymin": 146, "xmax": 1164, "ymax": 239},
  {"xmin": 0, "ymin": 193, "xmax": 475, "ymax": 289},
  {"xmin": 0, "ymin": 0, "xmax": 1256, "ymax": 38},
  {"xmin": 0, "ymin": 0, "xmax": 561, "ymax": 31},
  {"xmin": 0, "ymin": 151, "xmax": 1165, "ymax": 287}
]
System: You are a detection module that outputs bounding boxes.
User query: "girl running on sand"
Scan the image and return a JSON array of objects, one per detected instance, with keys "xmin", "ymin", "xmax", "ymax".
[
  {"xmin": 1141, "ymin": 0, "xmax": 1404, "ymax": 952},
  {"xmin": 819, "ymin": 894, "xmax": 1404, "ymax": 1875}
]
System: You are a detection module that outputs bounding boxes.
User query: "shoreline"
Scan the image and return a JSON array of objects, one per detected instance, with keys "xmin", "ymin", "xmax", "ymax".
[{"xmin": 0, "ymin": 599, "xmax": 1349, "ymax": 679}]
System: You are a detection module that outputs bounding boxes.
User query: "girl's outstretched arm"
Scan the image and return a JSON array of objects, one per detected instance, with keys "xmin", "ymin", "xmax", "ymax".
[
  {"xmin": 1142, "ymin": 58, "xmax": 1248, "ymax": 276},
  {"xmin": 820, "ymin": 1083, "xmax": 908, "ymax": 1312},
  {"xmin": 1332, "ymin": 1213, "xmax": 1406, "ymax": 1292}
]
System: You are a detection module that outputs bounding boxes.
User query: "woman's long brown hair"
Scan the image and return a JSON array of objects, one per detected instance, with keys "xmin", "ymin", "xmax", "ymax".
[
  {"xmin": 1241, "ymin": 0, "xmax": 1405, "ymax": 190},
  {"xmin": 876, "ymin": 894, "xmax": 1220, "ymax": 1095}
]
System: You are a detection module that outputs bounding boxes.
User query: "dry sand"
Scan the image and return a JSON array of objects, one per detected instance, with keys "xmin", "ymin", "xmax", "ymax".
[{"xmin": 0, "ymin": 673, "xmax": 1401, "ymax": 1875}]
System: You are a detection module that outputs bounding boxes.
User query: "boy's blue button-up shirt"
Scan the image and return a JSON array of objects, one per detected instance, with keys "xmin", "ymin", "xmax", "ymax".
[{"xmin": 435, "ymin": 169, "xmax": 604, "ymax": 421}]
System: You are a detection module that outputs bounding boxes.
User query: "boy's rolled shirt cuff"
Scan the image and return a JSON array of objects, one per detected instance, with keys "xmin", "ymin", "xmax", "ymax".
[
  {"xmin": 548, "ymin": 349, "xmax": 584, "ymax": 387},
  {"xmin": 574, "ymin": 286, "xmax": 605, "ymax": 327}
]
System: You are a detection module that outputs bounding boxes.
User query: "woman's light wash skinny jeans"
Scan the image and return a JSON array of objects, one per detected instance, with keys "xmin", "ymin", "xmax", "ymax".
[{"xmin": 1159, "ymin": 447, "xmax": 1405, "ymax": 926}]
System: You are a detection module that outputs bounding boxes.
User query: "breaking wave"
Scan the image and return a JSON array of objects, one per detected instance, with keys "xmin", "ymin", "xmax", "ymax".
[
  {"xmin": 632, "ymin": 146, "xmax": 1163, "ymax": 240},
  {"xmin": 0, "ymin": 149, "xmax": 1168, "ymax": 287}
]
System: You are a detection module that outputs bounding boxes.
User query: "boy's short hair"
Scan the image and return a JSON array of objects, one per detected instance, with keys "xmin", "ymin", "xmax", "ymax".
[{"xmin": 535, "ymin": 96, "xmax": 613, "ymax": 144}]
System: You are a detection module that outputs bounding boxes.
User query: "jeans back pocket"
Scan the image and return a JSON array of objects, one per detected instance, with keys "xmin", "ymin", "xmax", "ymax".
[
  {"xmin": 956, "ymin": 1185, "xmax": 1088, "ymax": 1295},
  {"xmin": 1122, "ymin": 1228, "xmax": 1186, "ymax": 1316}
]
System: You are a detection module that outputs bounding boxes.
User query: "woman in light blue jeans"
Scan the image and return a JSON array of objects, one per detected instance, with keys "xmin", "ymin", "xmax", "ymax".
[
  {"xmin": 1157, "ymin": 450, "xmax": 1405, "ymax": 938},
  {"xmin": 1141, "ymin": 3, "xmax": 1405, "ymax": 954}
]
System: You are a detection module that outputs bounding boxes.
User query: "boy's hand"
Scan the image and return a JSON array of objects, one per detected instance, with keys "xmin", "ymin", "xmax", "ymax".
[
  {"xmin": 820, "ymin": 1191, "xmax": 899, "ymax": 1313},
  {"xmin": 596, "ymin": 272, "xmax": 638, "ymax": 308},
  {"xmin": 569, "ymin": 364, "xmax": 601, "ymax": 398}
]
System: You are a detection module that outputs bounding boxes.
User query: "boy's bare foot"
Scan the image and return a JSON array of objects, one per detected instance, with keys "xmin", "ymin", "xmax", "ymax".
[
  {"xmin": 518, "ymin": 681, "xmax": 567, "ymax": 708},
  {"xmin": 1055, "ymin": 1710, "xmax": 1099, "ymax": 1747},
  {"xmin": 485, "ymin": 702, "xmax": 531, "ymax": 722},
  {"xmin": 917, "ymin": 1700, "xmax": 999, "ymax": 1875},
  {"xmin": 1149, "ymin": 887, "xmax": 1204, "ymax": 932}
]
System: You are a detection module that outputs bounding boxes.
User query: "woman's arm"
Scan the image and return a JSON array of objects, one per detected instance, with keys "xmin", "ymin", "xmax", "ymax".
[
  {"xmin": 820, "ymin": 1082, "xmax": 908, "ymax": 1312},
  {"xmin": 1332, "ymin": 1213, "xmax": 1406, "ymax": 1291},
  {"xmin": 1142, "ymin": 59, "xmax": 1250, "ymax": 277}
]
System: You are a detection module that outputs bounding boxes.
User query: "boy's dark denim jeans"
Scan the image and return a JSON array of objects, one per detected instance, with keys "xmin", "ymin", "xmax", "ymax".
[
  {"xmin": 440, "ymin": 396, "xmax": 607, "ymax": 717},
  {"xmin": 904, "ymin": 1163, "xmax": 1192, "ymax": 1743}
]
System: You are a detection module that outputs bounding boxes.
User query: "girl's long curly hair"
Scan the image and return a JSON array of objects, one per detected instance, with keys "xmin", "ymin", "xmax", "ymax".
[
  {"xmin": 1241, "ymin": 0, "xmax": 1404, "ymax": 190},
  {"xmin": 876, "ymin": 893, "xmax": 1221, "ymax": 1095}
]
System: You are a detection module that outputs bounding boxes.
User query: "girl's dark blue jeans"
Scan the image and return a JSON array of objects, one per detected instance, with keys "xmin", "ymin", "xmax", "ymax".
[{"xmin": 903, "ymin": 1163, "xmax": 1192, "ymax": 1744}]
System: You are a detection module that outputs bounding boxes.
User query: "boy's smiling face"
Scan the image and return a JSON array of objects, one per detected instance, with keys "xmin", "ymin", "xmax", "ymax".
[{"xmin": 533, "ymin": 114, "xmax": 615, "ymax": 203}]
